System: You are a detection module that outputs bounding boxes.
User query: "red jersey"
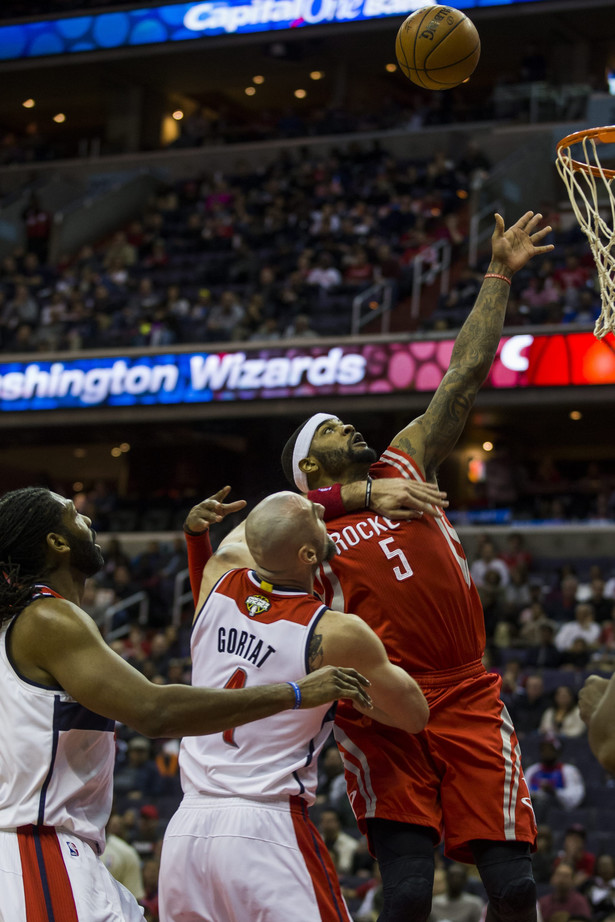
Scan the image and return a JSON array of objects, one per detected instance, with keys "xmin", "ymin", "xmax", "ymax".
[{"xmin": 316, "ymin": 445, "xmax": 485, "ymax": 676}]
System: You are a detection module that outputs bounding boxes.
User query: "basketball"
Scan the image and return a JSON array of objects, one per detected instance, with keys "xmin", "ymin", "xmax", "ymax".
[{"xmin": 395, "ymin": 5, "xmax": 480, "ymax": 91}]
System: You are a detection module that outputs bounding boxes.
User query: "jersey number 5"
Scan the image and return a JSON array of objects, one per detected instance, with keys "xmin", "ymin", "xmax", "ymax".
[
  {"xmin": 378, "ymin": 537, "xmax": 413, "ymax": 581},
  {"xmin": 222, "ymin": 667, "xmax": 247, "ymax": 747}
]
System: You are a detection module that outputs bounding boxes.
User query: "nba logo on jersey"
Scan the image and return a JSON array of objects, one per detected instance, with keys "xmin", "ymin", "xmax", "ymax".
[
  {"xmin": 245, "ymin": 595, "xmax": 271, "ymax": 617},
  {"xmin": 66, "ymin": 841, "xmax": 80, "ymax": 857}
]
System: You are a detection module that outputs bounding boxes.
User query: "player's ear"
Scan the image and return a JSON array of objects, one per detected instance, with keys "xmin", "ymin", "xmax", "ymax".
[
  {"xmin": 298, "ymin": 543, "xmax": 318, "ymax": 566},
  {"xmin": 299, "ymin": 456, "xmax": 319, "ymax": 478},
  {"xmin": 46, "ymin": 531, "xmax": 70, "ymax": 556}
]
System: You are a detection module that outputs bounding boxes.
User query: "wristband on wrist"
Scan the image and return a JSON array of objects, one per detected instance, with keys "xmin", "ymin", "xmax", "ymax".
[
  {"xmin": 183, "ymin": 523, "xmax": 208, "ymax": 536},
  {"xmin": 185, "ymin": 530, "xmax": 213, "ymax": 606},
  {"xmin": 307, "ymin": 483, "xmax": 346, "ymax": 521},
  {"xmin": 287, "ymin": 681, "xmax": 302, "ymax": 709},
  {"xmin": 484, "ymin": 272, "xmax": 511, "ymax": 286},
  {"xmin": 365, "ymin": 475, "xmax": 373, "ymax": 510}
]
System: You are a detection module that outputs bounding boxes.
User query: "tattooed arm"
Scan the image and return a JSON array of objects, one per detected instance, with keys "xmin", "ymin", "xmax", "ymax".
[
  {"xmin": 311, "ymin": 612, "xmax": 429, "ymax": 732},
  {"xmin": 392, "ymin": 212, "xmax": 554, "ymax": 481}
]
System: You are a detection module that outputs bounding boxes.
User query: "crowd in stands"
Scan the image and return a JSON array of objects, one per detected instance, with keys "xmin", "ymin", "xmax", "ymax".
[
  {"xmin": 0, "ymin": 144, "xmax": 603, "ymax": 352},
  {"xmin": 86, "ymin": 516, "xmax": 615, "ymax": 921}
]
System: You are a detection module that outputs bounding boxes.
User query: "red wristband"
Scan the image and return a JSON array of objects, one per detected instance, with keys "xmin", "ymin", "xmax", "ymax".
[
  {"xmin": 307, "ymin": 483, "xmax": 346, "ymax": 522},
  {"xmin": 184, "ymin": 530, "xmax": 213, "ymax": 606},
  {"xmin": 484, "ymin": 272, "xmax": 511, "ymax": 286}
]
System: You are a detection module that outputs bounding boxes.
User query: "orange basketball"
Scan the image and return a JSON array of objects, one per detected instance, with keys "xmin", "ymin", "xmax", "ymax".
[{"xmin": 395, "ymin": 5, "xmax": 480, "ymax": 91}]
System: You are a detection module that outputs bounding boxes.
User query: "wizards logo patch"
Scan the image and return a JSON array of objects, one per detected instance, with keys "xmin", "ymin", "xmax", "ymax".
[{"xmin": 245, "ymin": 594, "xmax": 271, "ymax": 617}]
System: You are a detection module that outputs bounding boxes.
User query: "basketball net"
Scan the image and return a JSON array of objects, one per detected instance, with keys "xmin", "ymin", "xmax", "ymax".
[{"xmin": 556, "ymin": 126, "xmax": 615, "ymax": 339}]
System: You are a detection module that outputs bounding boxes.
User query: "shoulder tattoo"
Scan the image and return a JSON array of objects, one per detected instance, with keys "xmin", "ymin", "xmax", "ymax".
[
  {"xmin": 395, "ymin": 436, "xmax": 417, "ymax": 457},
  {"xmin": 308, "ymin": 632, "xmax": 324, "ymax": 671}
]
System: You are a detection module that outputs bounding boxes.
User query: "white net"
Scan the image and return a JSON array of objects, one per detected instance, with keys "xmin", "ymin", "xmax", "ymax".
[{"xmin": 556, "ymin": 130, "xmax": 615, "ymax": 339}]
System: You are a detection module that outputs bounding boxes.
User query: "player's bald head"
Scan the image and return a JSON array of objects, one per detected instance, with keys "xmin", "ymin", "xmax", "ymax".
[{"xmin": 245, "ymin": 492, "xmax": 318, "ymax": 571}]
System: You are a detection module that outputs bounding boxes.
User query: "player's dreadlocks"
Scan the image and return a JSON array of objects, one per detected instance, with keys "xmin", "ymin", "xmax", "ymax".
[{"xmin": 0, "ymin": 487, "xmax": 64, "ymax": 625}]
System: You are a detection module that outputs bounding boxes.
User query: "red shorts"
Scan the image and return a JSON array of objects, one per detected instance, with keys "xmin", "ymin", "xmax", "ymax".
[{"xmin": 334, "ymin": 662, "xmax": 537, "ymax": 863}]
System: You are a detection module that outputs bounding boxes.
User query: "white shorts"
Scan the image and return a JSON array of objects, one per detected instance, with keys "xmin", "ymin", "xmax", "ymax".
[
  {"xmin": 0, "ymin": 825, "xmax": 144, "ymax": 922},
  {"xmin": 159, "ymin": 794, "xmax": 352, "ymax": 922}
]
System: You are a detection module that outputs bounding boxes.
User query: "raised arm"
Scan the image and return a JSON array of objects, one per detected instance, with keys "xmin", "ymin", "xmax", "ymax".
[
  {"xmin": 15, "ymin": 598, "xmax": 372, "ymax": 739},
  {"xmin": 313, "ymin": 609, "xmax": 429, "ymax": 733},
  {"xmin": 183, "ymin": 486, "xmax": 248, "ymax": 604},
  {"xmin": 308, "ymin": 478, "xmax": 448, "ymax": 521},
  {"xmin": 391, "ymin": 212, "xmax": 553, "ymax": 480}
]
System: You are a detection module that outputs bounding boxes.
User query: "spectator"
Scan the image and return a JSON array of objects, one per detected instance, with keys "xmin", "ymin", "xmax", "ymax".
[
  {"xmin": 538, "ymin": 862, "xmax": 592, "ymax": 922},
  {"xmin": 113, "ymin": 736, "xmax": 163, "ymax": 805},
  {"xmin": 581, "ymin": 853, "xmax": 615, "ymax": 919},
  {"xmin": 555, "ymin": 603, "xmax": 601, "ymax": 653},
  {"xmin": 525, "ymin": 734, "xmax": 585, "ymax": 821},
  {"xmin": 429, "ymin": 862, "xmax": 486, "ymax": 922},
  {"xmin": 539, "ymin": 685, "xmax": 587, "ymax": 738},
  {"xmin": 102, "ymin": 813, "xmax": 145, "ymax": 900},
  {"xmin": 131, "ymin": 804, "xmax": 162, "ymax": 863},
  {"xmin": 524, "ymin": 623, "xmax": 563, "ymax": 669},
  {"xmin": 306, "ymin": 252, "xmax": 342, "ymax": 290},
  {"xmin": 586, "ymin": 577, "xmax": 613, "ymax": 624},
  {"xmin": 532, "ymin": 824, "xmax": 557, "ymax": 884},
  {"xmin": 545, "ymin": 573, "xmax": 579, "ymax": 623},
  {"xmin": 554, "ymin": 824, "xmax": 596, "ymax": 888},
  {"xmin": 140, "ymin": 858, "xmax": 161, "ymax": 922},
  {"xmin": 205, "ymin": 289, "xmax": 246, "ymax": 342},
  {"xmin": 509, "ymin": 673, "xmax": 549, "ymax": 738},
  {"xmin": 284, "ymin": 313, "xmax": 319, "ymax": 338},
  {"xmin": 470, "ymin": 539, "xmax": 510, "ymax": 589},
  {"xmin": 319, "ymin": 807, "xmax": 358, "ymax": 876},
  {"xmin": 518, "ymin": 601, "xmax": 556, "ymax": 647},
  {"xmin": 500, "ymin": 533, "xmax": 533, "ymax": 573}
]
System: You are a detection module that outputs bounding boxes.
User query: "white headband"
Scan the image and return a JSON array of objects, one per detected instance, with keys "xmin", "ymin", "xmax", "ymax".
[{"xmin": 292, "ymin": 413, "xmax": 340, "ymax": 493}]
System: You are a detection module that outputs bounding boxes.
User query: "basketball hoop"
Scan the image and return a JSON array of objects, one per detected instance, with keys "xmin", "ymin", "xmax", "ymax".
[{"xmin": 555, "ymin": 125, "xmax": 615, "ymax": 338}]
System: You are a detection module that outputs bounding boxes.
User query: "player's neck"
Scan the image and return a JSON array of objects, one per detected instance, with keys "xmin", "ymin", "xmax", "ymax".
[
  {"xmin": 41, "ymin": 569, "xmax": 86, "ymax": 607},
  {"xmin": 314, "ymin": 461, "xmax": 372, "ymax": 488},
  {"xmin": 253, "ymin": 567, "xmax": 313, "ymax": 595}
]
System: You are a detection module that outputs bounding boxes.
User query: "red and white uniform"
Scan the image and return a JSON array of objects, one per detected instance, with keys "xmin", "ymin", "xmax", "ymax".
[
  {"xmin": 159, "ymin": 568, "xmax": 352, "ymax": 922},
  {"xmin": 0, "ymin": 586, "xmax": 144, "ymax": 921},
  {"xmin": 316, "ymin": 447, "xmax": 536, "ymax": 862}
]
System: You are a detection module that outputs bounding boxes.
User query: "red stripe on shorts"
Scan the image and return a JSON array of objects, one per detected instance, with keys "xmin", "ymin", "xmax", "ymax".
[
  {"xmin": 17, "ymin": 825, "xmax": 79, "ymax": 922},
  {"xmin": 289, "ymin": 797, "xmax": 351, "ymax": 922}
]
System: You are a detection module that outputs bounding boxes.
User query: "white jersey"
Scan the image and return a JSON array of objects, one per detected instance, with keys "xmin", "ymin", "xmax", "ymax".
[
  {"xmin": 180, "ymin": 568, "xmax": 332, "ymax": 804},
  {"xmin": 0, "ymin": 586, "xmax": 115, "ymax": 854}
]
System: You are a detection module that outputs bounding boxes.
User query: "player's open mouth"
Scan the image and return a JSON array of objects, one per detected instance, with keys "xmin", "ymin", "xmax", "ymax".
[{"xmin": 352, "ymin": 433, "xmax": 366, "ymax": 446}]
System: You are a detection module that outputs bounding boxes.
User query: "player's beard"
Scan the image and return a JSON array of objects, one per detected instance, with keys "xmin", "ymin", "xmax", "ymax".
[
  {"xmin": 323, "ymin": 537, "xmax": 338, "ymax": 562},
  {"xmin": 312, "ymin": 444, "xmax": 377, "ymax": 481},
  {"xmin": 65, "ymin": 529, "xmax": 105, "ymax": 578}
]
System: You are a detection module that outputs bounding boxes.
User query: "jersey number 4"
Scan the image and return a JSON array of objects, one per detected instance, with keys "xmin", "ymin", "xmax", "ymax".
[{"xmin": 222, "ymin": 667, "xmax": 247, "ymax": 747}]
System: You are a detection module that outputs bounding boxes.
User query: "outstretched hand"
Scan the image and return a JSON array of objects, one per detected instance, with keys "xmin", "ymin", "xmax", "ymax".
[
  {"xmin": 184, "ymin": 485, "xmax": 247, "ymax": 535},
  {"xmin": 297, "ymin": 666, "xmax": 372, "ymax": 711},
  {"xmin": 490, "ymin": 211, "xmax": 554, "ymax": 276}
]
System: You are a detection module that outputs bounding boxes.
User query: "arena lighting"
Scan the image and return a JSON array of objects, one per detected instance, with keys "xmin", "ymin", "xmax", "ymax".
[
  {"xmin": 73, "ymin": 481, "xmax": 83, "ymax": 492},
  {"xmin": 569, "ymin": 410, "xmax": 583, "ymax": 420},
  {"xmin": 309, "ymin": 71, "xmax": 324, "ymax": 80},
  {"xmin": 22, "ymin": 98, "xmax": 35, "ymax": 108},
  {"xmin": 482, "ymin": 441, "xmax": 494, "ymax": 452},
  {"xmin": 294, "ymin": 89, "xmax": 307, "ymax": 99},
  {"xmin": 53, "ymin": 112, "xmax": 66, "ymax": 123},
  {"xmin": 111, "ymin": 447, "xmax": 122, "ymax": 458},
  {"xmin": 120, "ymin": 442, "xmax": 131, "ymax": 452},
  {"xmin": 385, "ymin": 63, "xmax": 397, "ymax": 73},
  {"xmin": 252, "ymin": 75, "xmax": 265, "ymax": 84},
  {"xmin": 172, "ymin": 109, "xmax": 184, "ymax": 120},
  {"xmin": 244, "ymin": 86, "xmax": 256, "ymax": 96}
]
